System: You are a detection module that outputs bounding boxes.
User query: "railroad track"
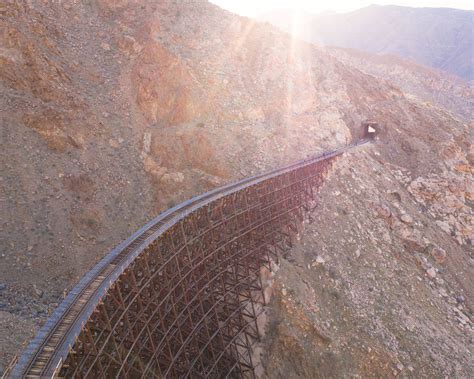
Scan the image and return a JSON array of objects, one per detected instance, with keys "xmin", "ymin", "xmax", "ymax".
[{"xmin": 8, "ymin": 139, "xmax": 371, "ymax": 378}]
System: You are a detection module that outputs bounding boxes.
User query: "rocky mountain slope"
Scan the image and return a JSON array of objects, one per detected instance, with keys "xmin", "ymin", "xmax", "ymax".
[
  {"xmin": 1, "ymin": 0, "xmax": 472, "ymax": 375},
  {"xmin": 262, "ymin": 147, "xmax": 473, "ymax": 378},
  {"xmin": 261, "ymin": 5, "xmax": 474, "ymax": 81},
  {"xmin": 327, "ymin": 47, "xmax": 473, "ymax": 123}
]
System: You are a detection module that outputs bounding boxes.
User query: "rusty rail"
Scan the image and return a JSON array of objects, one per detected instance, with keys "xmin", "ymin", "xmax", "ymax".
[{"xmin": 10, "ymin": 140, "xmax": 370, "ymax": 378}]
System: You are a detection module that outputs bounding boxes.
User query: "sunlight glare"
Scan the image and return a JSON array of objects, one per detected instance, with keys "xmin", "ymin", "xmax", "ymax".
[{"xmin": 210, "ymin": 0, "xmax": 474, "ymax": 17}]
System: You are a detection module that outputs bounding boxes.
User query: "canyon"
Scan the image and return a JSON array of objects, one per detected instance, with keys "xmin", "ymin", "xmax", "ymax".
[{"xmin": 0, "ymin": 0, "xmax": 472, "ymax": 376}]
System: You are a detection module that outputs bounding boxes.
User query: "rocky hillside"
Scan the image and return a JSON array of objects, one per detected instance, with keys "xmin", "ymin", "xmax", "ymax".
[
  {"xmin": 327, "ymin": 47, "xmax": 474, "ymax": 123},
  {"xmin": 0, "ymin": 0, "xmax": 472, "ymax": 375},
  {"xmin": 262, "ymin": 147, "xmax": 473, "ymax": 378},
  {"xmin": 262, "ymin": 5, "xmax": 474, "ymax": 81}
]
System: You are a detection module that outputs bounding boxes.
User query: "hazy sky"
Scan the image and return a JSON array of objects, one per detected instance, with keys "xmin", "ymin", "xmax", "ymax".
[{"xmin": 210, "ymin": 0, "xmax": 473, "ymax": 17}]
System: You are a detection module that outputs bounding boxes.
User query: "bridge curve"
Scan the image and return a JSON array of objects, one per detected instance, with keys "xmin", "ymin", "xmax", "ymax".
[{"xmin": 11, "ymin": 140, "xmax": 369, "ymax": 378}]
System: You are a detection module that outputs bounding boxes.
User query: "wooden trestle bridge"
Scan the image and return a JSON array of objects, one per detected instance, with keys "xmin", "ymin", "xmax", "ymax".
[{"xmin": 10, "ymin": 139, "xmax": 371, "ymax": 378}]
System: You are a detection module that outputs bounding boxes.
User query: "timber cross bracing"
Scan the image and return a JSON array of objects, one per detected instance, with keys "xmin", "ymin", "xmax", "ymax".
[{"xmin": 10, "ymin": 140, "xmax": 370, "ymax": 378}]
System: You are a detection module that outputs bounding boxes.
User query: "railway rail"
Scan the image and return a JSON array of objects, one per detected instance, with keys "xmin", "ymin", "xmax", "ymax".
[{"xmin": 9, "ymin": 139, "xmax": 371, "ymax": 378}]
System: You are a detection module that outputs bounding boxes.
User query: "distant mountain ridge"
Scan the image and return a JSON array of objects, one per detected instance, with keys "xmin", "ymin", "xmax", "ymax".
[{"xmin": 261, "ymin": 5, "xmax": 474, "ymax": 81}]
